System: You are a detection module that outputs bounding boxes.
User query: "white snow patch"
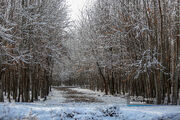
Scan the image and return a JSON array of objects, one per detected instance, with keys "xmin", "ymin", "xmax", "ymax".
[{"xmin": 0, "ymin": 87, "xmax": 180, "ymax": 120}]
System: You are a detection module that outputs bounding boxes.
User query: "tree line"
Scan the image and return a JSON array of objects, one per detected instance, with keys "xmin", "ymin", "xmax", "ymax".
[
  {"xmin": 65, "ymin": 0, "xmax": 180, "ymax": 105},
  {"xmin": 0, "ymin": 0, "xmax": 179, "ymax": 105},
  {"xmin": 0, "ymin": 0, "xmax": 68, "ymax": 102}
]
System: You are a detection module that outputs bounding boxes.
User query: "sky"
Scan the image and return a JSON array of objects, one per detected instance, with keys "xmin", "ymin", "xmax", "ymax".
[{"xmin": 67, "ymin": 0, "xmax": 87, "ymax": 21}]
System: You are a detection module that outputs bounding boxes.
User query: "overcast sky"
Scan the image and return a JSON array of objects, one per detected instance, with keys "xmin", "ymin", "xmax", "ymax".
[{"xmin": 67, "ymin": 0, "xmax": 87, "ymax": 21}]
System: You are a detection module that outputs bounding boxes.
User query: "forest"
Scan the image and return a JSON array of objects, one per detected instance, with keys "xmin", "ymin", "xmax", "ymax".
[{"xmin": 0, "ymin": 0, "xmax": 179, "ymax": 107}]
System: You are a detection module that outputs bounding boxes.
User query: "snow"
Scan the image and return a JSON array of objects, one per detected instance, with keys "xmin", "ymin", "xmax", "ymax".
[
  {"xmin": 0, "ymin": 87, "xmax": 180, "ymax": 120},
  {"xmin": 42, "ymin": 88, "xmax": 66, "ymax": 105},
  {"xmin": 70, "ymin": 87, "xmax": 127, "ymax": 104}
]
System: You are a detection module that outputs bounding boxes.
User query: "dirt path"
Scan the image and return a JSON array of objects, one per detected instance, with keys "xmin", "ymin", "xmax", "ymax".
[{"xmin": 54, "ymin": 87, "xmax": 102, "ymax": 103}]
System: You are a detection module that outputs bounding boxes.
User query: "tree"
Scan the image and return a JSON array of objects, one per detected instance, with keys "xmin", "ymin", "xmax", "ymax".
[
  {"xmin": 68, "ymin": 0, "xmax": 180, "ymax": 105},
  {"xmin": 0, "ymin": 0, "xmax": 69, "ymax": 102}
]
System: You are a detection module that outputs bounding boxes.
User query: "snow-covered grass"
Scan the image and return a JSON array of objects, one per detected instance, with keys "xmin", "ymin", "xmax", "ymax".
[
  {"xmin": 39, "ymin": 88, "xmax": 66, "ymax": 105},
  {"xmin": 0, "ymin": 87, "xmax": 180, "ymax": 120},
  {"xmin": 0, "ymin": 103, "xmax": 180, "ymax": 120}
]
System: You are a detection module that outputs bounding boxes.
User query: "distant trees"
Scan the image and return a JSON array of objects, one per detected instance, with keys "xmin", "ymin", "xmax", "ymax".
[
  {"xmin": 69, "ymin": 0, "xmax": 180, "ymax": 105},
  {"xmin": 0, "ymin": 0, "xmax": 68, "ymax": 102}
]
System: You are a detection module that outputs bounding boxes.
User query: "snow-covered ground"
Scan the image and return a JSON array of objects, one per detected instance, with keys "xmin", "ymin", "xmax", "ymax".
[
  {"xmin": 69, "ymin": 87, "xmax": 127, "ymax": 105},
  {"xmin": 0, "ymin": 87, "xmax": 180, "ymax": 120}
]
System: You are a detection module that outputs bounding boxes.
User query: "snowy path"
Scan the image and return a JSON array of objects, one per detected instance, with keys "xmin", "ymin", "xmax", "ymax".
[
  {"xmin": 43, "ymin": 86, "xmax": 127, "ymax": 105},
  {"xmin": 0, "ymin": 87, "xmax": 180, "ymax": 120},
  {"xmin": 54, "ymin": 87, "xmax": 102, "ymax": 103}
]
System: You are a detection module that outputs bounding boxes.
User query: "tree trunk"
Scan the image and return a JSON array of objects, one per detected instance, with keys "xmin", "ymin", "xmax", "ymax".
[{"xmin": 96, "ymin": 62, "xmax": 108, "ymax": 95}]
